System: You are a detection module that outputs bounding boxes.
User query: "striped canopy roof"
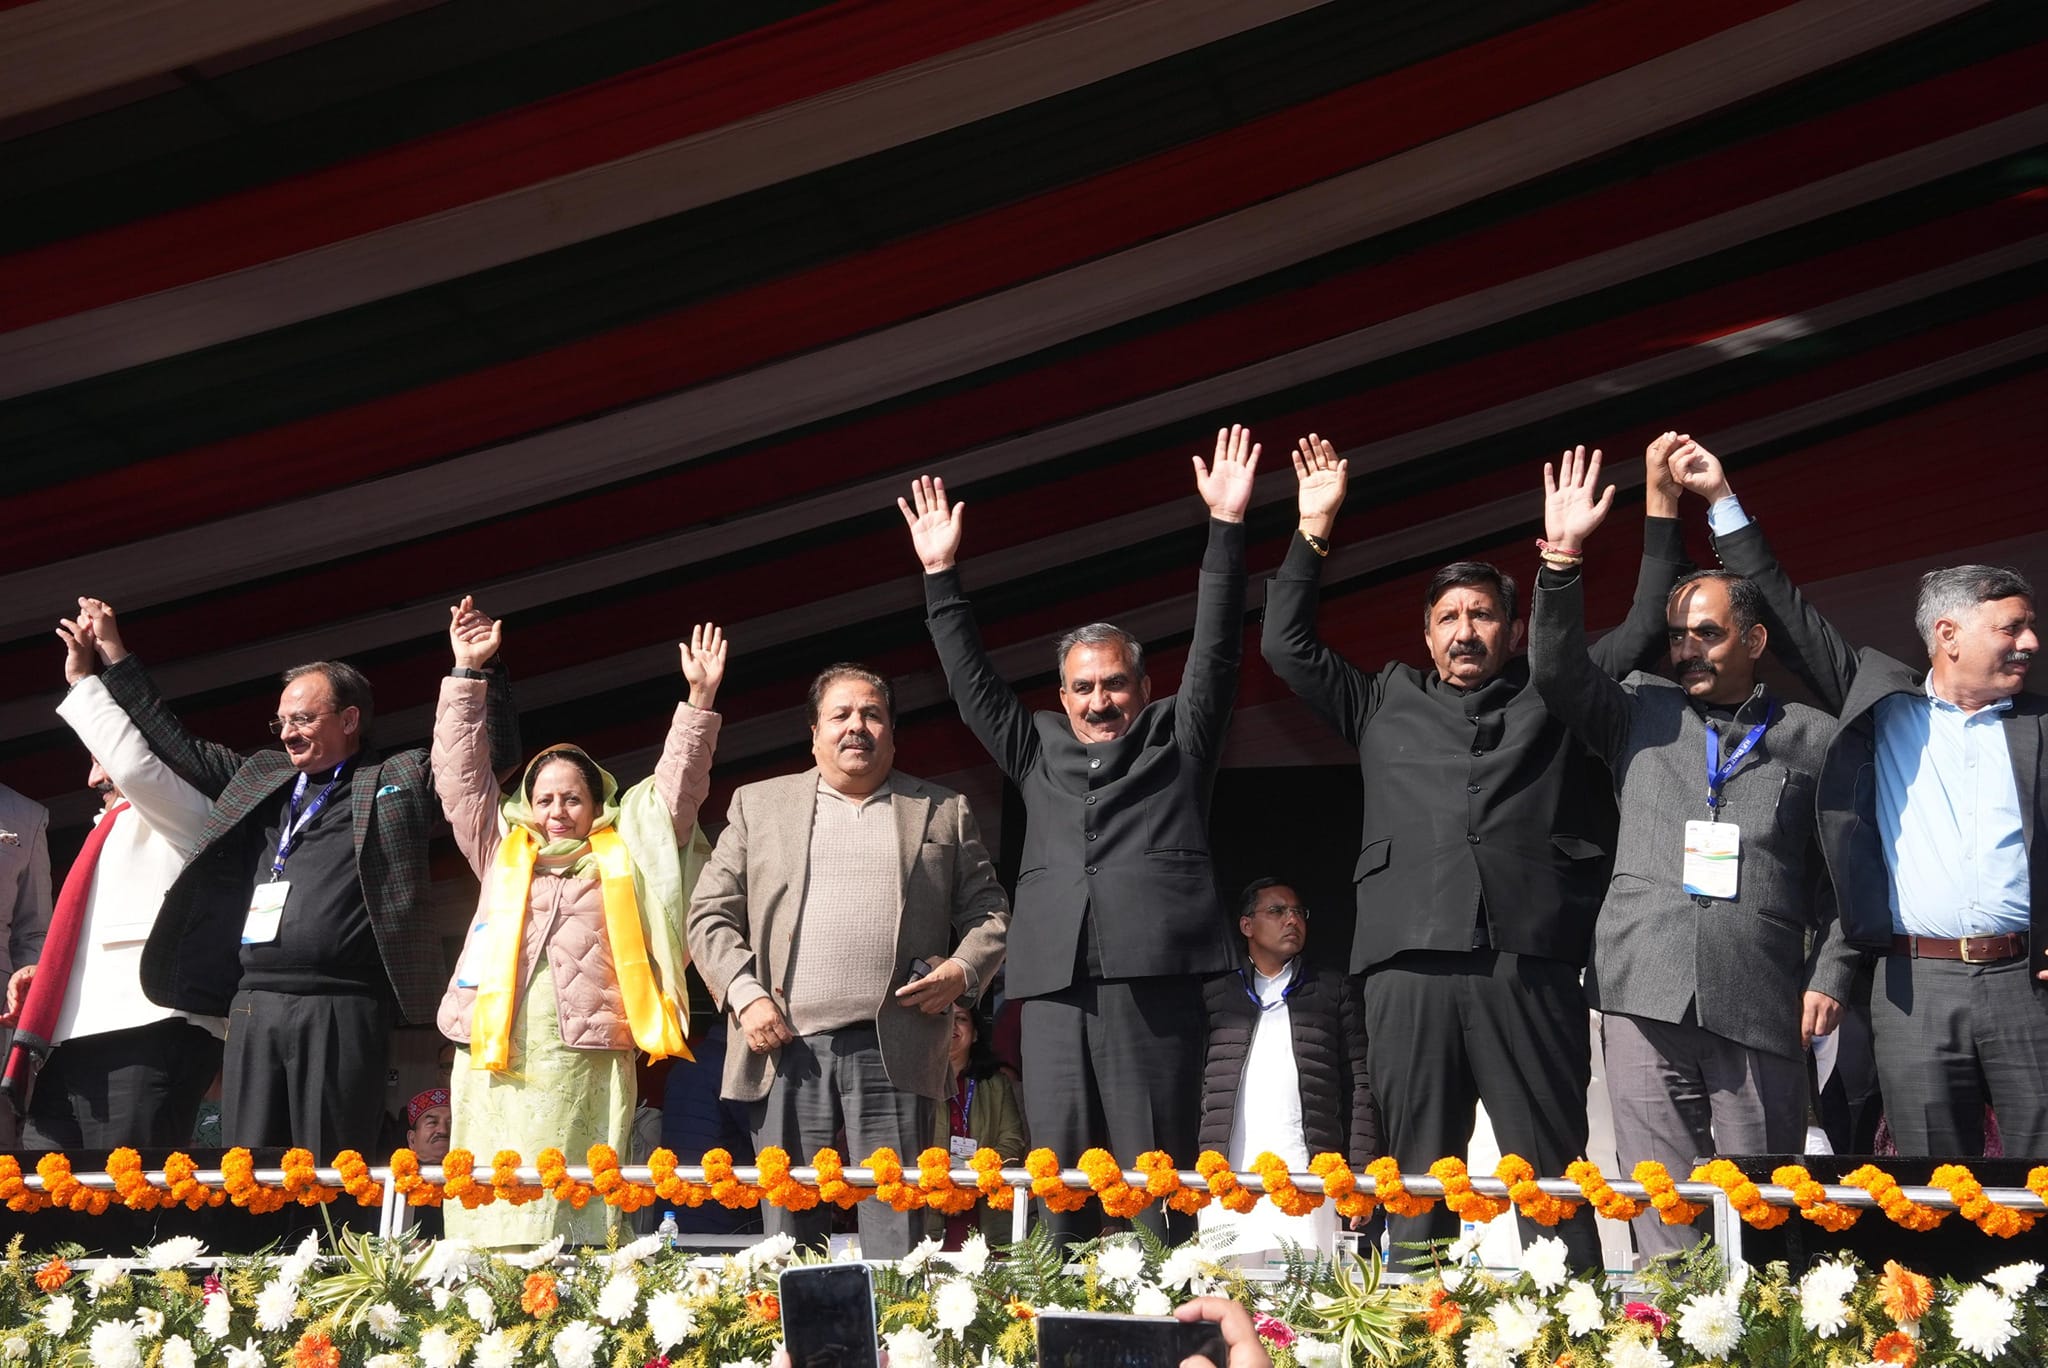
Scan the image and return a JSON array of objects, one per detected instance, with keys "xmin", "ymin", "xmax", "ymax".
[{"xmin": 3, "ymin": 0, "xmax": 2044, "ymax": 853}]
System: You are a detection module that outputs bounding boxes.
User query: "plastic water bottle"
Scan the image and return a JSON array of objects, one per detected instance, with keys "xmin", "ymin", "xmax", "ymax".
[
  {"xmin": 1460, "ymin": 1220, "xmax": 1482, "ymax": 1267},
  {"xmin": 658, "ymin": 1210, "xmax": 680, "ymax": 1251}
]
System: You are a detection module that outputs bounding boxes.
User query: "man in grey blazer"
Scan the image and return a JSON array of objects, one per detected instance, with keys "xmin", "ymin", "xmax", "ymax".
[
  {"xmin": 686, "ymin": 663, "xmax": 1009, "ymax": 1257},
  {"xmin": 1683, "ymin": 443, "xmax": 2045, "ymax": 1157},
  {"xmin": 1529, "ymin": 448, "xmax": 1852, "ymax": 1259}
]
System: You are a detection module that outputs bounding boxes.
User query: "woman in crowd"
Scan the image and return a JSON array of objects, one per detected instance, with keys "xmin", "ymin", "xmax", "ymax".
[
  {"xmin": 927, "ymin": 999, "xmax": 1027, "ymax": 1248},
  {"xmin": 433, "ymin": 613, "xmax": 723, "ymax": 1246}
]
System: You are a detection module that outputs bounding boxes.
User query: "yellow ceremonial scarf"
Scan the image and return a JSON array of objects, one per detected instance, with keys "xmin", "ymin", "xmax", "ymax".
[{"xmin": 469, "ymin": 747, "xmax": 699, "ymax": 1072}]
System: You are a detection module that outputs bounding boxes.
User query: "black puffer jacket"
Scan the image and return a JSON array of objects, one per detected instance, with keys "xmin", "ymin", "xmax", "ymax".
[{"xmin": 1198, "ymin": 964, "xmax": 1378, "ymax": 1166}]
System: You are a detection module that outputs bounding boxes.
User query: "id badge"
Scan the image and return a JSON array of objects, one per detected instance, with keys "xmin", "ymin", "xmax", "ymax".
[
  {"xmin": 949, "ymin": 1134, "xmax": 978, "ymax": 1161},
  {"xmin": 242, "ymin": 881, "xmax": 289, "ymax": 945},
  {"xmin": 1682, "ymin": 821, "xmax": 1741, "ymax": 900}
]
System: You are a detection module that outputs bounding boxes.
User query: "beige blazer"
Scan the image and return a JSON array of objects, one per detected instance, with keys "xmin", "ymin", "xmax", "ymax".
[{"xmin": 686, "ymin": 768, "xmax": 1009, "ymax": 1103}]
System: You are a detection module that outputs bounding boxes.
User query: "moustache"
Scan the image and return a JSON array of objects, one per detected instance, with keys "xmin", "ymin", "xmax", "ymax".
[
  {"xmin": 2005, "ymin": 650, "xmax": 2035, "ymax": 667},
  {"xmin": 1447, "ymin": 641, "xmax": 1488, "ymax": 660},
  {"xmin": 1679, "ymin": 661, "xmax": 1717, "ymax": 678},
  {"xmin": 1084, "ymin": 706, "xmax": 1123, "ymax": 725},
  {"xmin": 91, "ymin": 779, "xmax": 115, "ymax": 794},
  {"xmin": 838, "ymin": 735, "xmax": 874, "ymax": 751}
]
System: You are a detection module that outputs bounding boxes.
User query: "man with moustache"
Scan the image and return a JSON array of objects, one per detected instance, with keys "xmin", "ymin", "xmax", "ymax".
[
  {"xmin": 1677, "ymin": 442, "xmax": 2048, "ymax": 1156},
  {"xmin": 79, "ymin": 596, "xmax": 520, "ymax": 1153},
  {"xmin": 1262, "ymin": 434, "xmax": 1688, "ymax": 1268},
  {"xmin": 1528, "ymin": 448, "xmax": 1851, "ymax": 1259},
  {"xmin": 687, "ymin": 664, "xmax": 1010, "ymax": 1257},
  {"xmin": 901, "ymin": 426, "xmax": 1256, "ymax": 1239}
]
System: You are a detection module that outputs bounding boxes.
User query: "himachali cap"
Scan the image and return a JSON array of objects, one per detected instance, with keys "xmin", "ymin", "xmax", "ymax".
[{"xmin": 406, "ymin": 1087, "xmax": 450, "ymax": 1126}]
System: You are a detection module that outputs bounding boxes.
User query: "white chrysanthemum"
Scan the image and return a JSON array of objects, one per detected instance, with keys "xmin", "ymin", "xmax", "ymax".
[
  {"xmin": 740, "ymin": 1233, "xmax": 797, "ymax": 1272},
  {"xmin": 431, "ymin": 1286, "xmax": 451, "ymax": 1311},
  {"xmin": 1604, "ymin": 1337, "xmax": 1671, "ymax": 1368},
  {"xmin": 1799, "ymin": 1260, "xmax": 1857, "ymax": 1336},
  {"xmin": 366, "ymin": 1300, "xmax": 404, "ymax": 1342},
  {"xmin": 1097, "ymin": 1238, "xmax": 1146, "ymax": 1285},
  {"xmin": 1559, "ymin": 1281, "xmax": 1606, "ymax": 1338},
  {"xmin": 0, "ymin": 1335, "xmax": 28, "ymax": 1362},
  {"xmin": 947, "ymin": 1233, "xmax": 991, "ymax": 1277},
  {"xmin": 143, "ymin": 1236, "xmax": 207, "ymax": 1270},
  {"xmin": 551, "ymin": 1318, "xmax": 605, "ymax": 1368},
  {"xmin": 1292, "ymin": 1338, "xmax": 1342, "ymax": 1368},
  {"xmin": 503, "ymin": 1235, "xmax": 566, "ymax": 1269},
  {"xmin": 1948, "ymin": 1286, "xmax": 2019, "ymax": 1359},
  {"xmin": 159, "ymin": 1335, "xmax": 197, "ymax": 1368},
  {"xmin": 1158, "ymin": 1243, "xmax": 1209, "ymax": 1291},
  {"xmin": 1442, "ymin": 1267, "xmax": 1467, "ymax": 1294},
  {"xmin": 86, "ymin": 1261, "xmax": 125, "ymax": 1299},
  {"xmin": 417, "ymin": 1326, "xmax": 463, "ymax": 1368},
  {"xmin": 366, "ymin": 1356, "xmax": 409, "ymax": 1368},
  {"xmin": 1985, "ymin": 1262, "xmax": 2043, "ymax": 1297},
  {"xmin": 280, "ymin": 1231, "xmax": 321, "ymax": 1281},
  {"xmin": 418, "ymin": 1238, "xmax": 482, "ymax": 1286},
  {"xmin": 465, "ymin": 1283, "xmax": 498, "ymax": 1330},
  {"xmin": 42, "ymin": 1295, "xmax": 76, "ymax": 1337},
  {"xmin": 254, "ymin": 1278, "xmax": 299, "ymax": 1332},
  {"xmin": 1132, "ymin": 1286, "xmax": 1173, "ymax": 1317},
  {"xmin": 223, "ymin": 1341, "xmax": 266, "ymax": 1368},
  {"xmin": 200, "ymin": 1291, "xmax": 232, "ymax": 1340},
  {"xmin": 898, "ymin": 1237, "xmax": 942, "ymax": 1275},
  {"xmin": 724, "ymin": 1359, "xmax": 768, "ymax": 1368},
  {"xmin": 934, "ymin": 1278, "xmax": 981, "ymax": 1334},
  {"xmin": 1804, "ymin": 1260, "xmax": 1858, "ymax": 1301},
  {"xmin": 885, "ymin": 1326, "xmax": 939, "ymax": 1368},
  {"xmin": 596, "ymin": 1270, "xmax": 640, "ymax": 1324},
  {"xmin": 609, "ymin": 1233, "xmax": 664, "ymax": 1267},
  {"xmin": 685, "ymin": 1264, "xmax": 724, "ymax": 1296},
  {"xmin": 472, "ymin": 1328, "xmax": 521, "ymax": 1368},
  {"xmin": 135, "ymin": 1306, "xmax": 164, "ymax": 1338},
  {"xmin": 86, "ymin": 1320, "xmax": 143, "ymax": 1368},
  {"xmin": 1462, "ymin": 1327, "xmax": 1513, "ymax": 1368},
  {"xmin": 648, "ymin": 1290, "xmax": 699, "ymax": 1351},
  {"xmin": 1519, "ymin": 1235, "xmax": 1570, "ymax": 1292},
  {"xmin": 1677, "ymin": 1289, "xmax": 1742, "ymax": 1360},
  {"xmin": 1492, "ymin": 1297, "xmax": 1546, "ymax": 1352}
]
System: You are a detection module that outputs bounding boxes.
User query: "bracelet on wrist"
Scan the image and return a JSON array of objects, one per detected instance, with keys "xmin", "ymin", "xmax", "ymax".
[
  {"xmin": 1535, "ymin": 538, "xmax": 1583, "ymax": 558},
  {"xmin": 450, "ymin": 666, "xmax": 489, "ymax": 680},
  {"xmin": 1300, "ymin": 529, "xmax": 1330, "ymax": 557}
]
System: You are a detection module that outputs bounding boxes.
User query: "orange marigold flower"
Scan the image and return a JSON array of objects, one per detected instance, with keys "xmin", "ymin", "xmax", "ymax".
[
  {"xmin": 33, "ymin": 1256, "xmax": 69, "ymax": 1291},
  {"xmin": 1872, "ymin": 1331, "xmax": 1918, "ymax": 1367},
  {"xmin": 521, "ymin": 1271, "xmax": 560, "ymax": 1317},
  {"xmin": 748, "ymin": 1289, "xmax": 782, "ymax": 1323},
  {"xmin": 1007, "ymin": 1299, "xmax": 1035, "ymax": 1320},
  {"xmin": 1423, "ymin": 1285, "xmax": 1463, "ymax": 1337},
  {"xmin": 291, "ymin": 1330, "xmax": 343, "ymax": 1368},
  {"xmin": 1878, "ymin": 1260, "xmax": 1934, "ymax": 1324}
]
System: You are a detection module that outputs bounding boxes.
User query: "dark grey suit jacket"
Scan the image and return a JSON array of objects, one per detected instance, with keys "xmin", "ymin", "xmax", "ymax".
[
  {"xmin": 1713, "ymin": 519, "xmax": 2046, "ymax": 974},
  {"xmin": 923, "ymin": 519, "xmax": 1245, "ymax": 999},
  {"xmin": 1531, "ymin": 568, "xmax": 1855, "ymax": 1059}
]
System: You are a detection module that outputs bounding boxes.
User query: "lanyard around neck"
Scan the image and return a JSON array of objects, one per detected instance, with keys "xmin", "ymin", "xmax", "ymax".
[
  {"xmin": 1704, "ymin": 704, "xmax": 1771, "ymax": 815},
  {"xmin": 271, "ymin": 763, "xmax": 348, "ymax": 879}
]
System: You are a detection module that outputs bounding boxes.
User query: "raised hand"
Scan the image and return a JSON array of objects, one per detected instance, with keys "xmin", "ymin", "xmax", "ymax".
[
  {"xmin": 898, "ymin": 474, "xmax": 965, "ymax": 573},
  {"xmin": 1542, "ymin": 445, "xmax": 1616, "ymax": 549},
  {"xmin": 1193, "ymin": 424, "xmax": 1260, "ymax": 524},
  {"xmin": 680, "ymin": 622, "xmax": 728, "ymax": 710},
  {"xmin": 1292, "ymin": 433, "xmax": 1348, "ymax": 537},
  {"xmin": 1666, "ymin": 437, "xmax": 1734, "ymax": 503},
  {"xmin": 55, "ymin": 615, "xmax": 98, "ymax": 687},
  {"xmin": 75, "ymin": 597, "xmax": 127, "ymax": 665},
  {"xmin": 448, "ymin": 594, "xmax": 503, "ymax": 670},
  {"xmin": 1644, "ymin": 431, "xmax": 1684, "ymax": 518}
]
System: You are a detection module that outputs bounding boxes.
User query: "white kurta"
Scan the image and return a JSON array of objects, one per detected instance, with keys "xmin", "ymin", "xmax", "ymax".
[{"xmin": 1198, "ymin": 959, "xmax": 1337, "ymax": 1261}]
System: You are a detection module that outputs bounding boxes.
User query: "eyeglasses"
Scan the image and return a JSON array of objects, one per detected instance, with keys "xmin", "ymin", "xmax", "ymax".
[
  {"xmin": 1254, "ymin": 904, "xmax": 1311, "ymax": 921},
  {"xmin": 267, "ymin": 710, "xmax": 338, "ymax": 736}
]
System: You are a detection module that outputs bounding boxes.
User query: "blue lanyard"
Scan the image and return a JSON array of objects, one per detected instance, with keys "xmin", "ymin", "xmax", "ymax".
[
  {"xmin": 951, "ymin": 1078, "xmax": 976, "ymax": 1134},
  {"xmin": 1238, "ymin": 964, "xmax": 1304, "ymax": 1013},
  {"xmin": 1704, "ymin": 707, "xmax": 1771, "ymax": 815},
  {"xmin": 270, "ymin": 764, "xmax": 348, "ymax": 879}
]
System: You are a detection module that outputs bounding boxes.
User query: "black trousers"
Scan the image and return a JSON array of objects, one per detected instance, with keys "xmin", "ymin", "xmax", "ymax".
[
  {"xmin": 1020, "ymin": 975, "xmax": 1204, "ymax": 1243},
  {"xmin": 224, "ymin": 989, "xmax": 392, "ymax": 1154},
  {"xmin": 1362, "ymin": 949, "xmax": 1602, "ymax": 1271},
  {"xmin": 22, "ymin": 1018, "xmax": 223, "ymax": 1150}
]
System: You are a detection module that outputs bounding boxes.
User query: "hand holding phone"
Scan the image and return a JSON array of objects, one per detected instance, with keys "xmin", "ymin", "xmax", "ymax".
[
  {"xmin": 780, "ymin": 1264, "xmax": 881, "ymax": 1368},
  {"xmin": 1036, "ymin": 1312, "xmax": 1235, "ymax": 1368}
]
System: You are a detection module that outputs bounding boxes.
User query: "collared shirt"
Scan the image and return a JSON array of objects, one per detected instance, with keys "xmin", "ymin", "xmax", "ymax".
[
  {"xmin": 1875, "ymin": 680, "xmax": 2030, "ymax": 937},
  {"xmin": 1709, "ymin": 494, "xmax": 2030, "ymax": 936},
  {"xmin": 1226, "ymin": 958, "xmax": 1307, "ymax": 1168}
]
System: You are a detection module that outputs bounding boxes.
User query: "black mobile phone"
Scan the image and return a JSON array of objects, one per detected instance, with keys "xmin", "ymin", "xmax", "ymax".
[
  {"xmin": 907, "ymin": 956, "xmax": 936, "ymax": 984},
  {"xmin": 1036, "ymin": 1312, "xmax": 1228, "ymax": 1368},
  {"xmin": 779, "ymin": 1264, "xmax": 881, "ymax": 1368}
]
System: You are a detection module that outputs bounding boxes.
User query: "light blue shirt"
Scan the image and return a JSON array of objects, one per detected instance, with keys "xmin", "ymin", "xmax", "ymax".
[{"xmin": 1709, "ymin": 495, "xmax": 2031, "ymax": 935}]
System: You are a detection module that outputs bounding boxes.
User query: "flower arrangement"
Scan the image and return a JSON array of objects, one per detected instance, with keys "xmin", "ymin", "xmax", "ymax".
[{"xmin": 1, "ymin": 1223, "xmax": 2046, "ymax": 1368}]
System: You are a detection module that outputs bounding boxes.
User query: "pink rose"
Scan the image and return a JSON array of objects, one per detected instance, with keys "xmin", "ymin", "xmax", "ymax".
[
  {"xmin": 1253, "ymin": 1314, "xmax": 1296, "ymax": 1348},
  {"xmin": 1623, "ymin": 1301, "xmax": 1670, "ymax": 1334}
]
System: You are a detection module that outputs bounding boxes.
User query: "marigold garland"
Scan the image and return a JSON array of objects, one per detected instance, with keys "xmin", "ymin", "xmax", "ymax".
[
  {"xmin": 812, "ymin": 1148, "xmax": 866, "ymax": 1210},
  {"xmin": 866, "ymin": 1148, "xmax": 924, "ymax": 1212},
  {"xmin": 1841, "ymin": 1164, "xmax": 1946, "ymax": 1233},
  {"xmin": 1565, "ymin": 1160, "xmax": 1642, "ymax": 1222},
  {"xmin": 331, "ymin": 1150, "xmax": 383, "ymax": 1208},
  {"xmin": 971, "ymin": 1147, "xmax": 1017, "ymax": 1212},
  {"xmin": 702, "ymin": 1148, "xmax": 759, "ymax": 1209},
  {"xmin": 1026, "ymin": 1149, "xmax": 1090, "ymax": 1213},
  {"xmin": 441, "ymin": 1149, "xmax": 489, "ymax": 1210},
  {"xmin": 1196, "ymin": 1151, "xmax": 1259, "ymax": 1215},
  {"xmin": 1692, "ymin": 1159, "xmax": 1790, "ymax": 1230},
  {"xmin": 756, "ymin": 1147, "xmax": 819, "ymax": 1213},
  {"xmin": 1081, "ymin": 1148, "xmax": 1152, "ymax": 1219},
  {"xmin": 1632, "ymin": 1161, "xmax": 1705, "ymax": 1227},
  {"xmin": 917, "ymin": 1147, "xmax": 980, "ymax": 1216},
  {"xmin": 1255, "ymin": 1152, "xmax": 1322, "ymax": 1218},
  {"xmin": 280, "ymin": 1148, "xmax": 338, "ymax": 1207},
  {"xmin": 222, "ymin": 1149, "xmax": 287, "ymax": 1215},
  {"xmin": 390, "ymin": 1149, "xmax": 441, "ymax": 1207},
  {"xmin": 1496, "ymin": 1154, "xmax": 1579, "ymax": 1226},
  {"xmin": 1929, "ymin": 1163, "xmax": 2036, "ymax": 1238},
  {"xmin": 1770, "ymin": 1164, "xmax": 1859, "ymax": 1233},
  {"xmin": 1308, "ymin": 1153, "xmax": 1376, "ymax": 1222},
  {"xmin": 107, "ymin": 1148, "xmax": 162, "ymax": 1212},
  {"xmin": 493, "ymin": 1150, "xmax": 543, "ymax": 1206},
  {"xmin": 1366, "ymin": 1156, "xmax": 1435, "ymax": 1218},
  {"xmin": 1425, "ymin": 1156, "xmax": 1506, "ymax": 1223},
  {"xmin": 0, "ymin": 1156, "xmax": 42, "ymax": 1213}
]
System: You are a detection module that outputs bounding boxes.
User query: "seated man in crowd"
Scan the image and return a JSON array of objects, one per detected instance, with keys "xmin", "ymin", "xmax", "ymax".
[
  {"xmin": 687, "ymin": 664, "xmax": 1010, "ymax": 1258},
  {"xmin": 1529, "ymin": 447, "xmax": 1850, "ymax": 1260},
  {"xmin": 1198, "ymin": 877, "xmax": 1377, "ymax": 1262},
  {"xmin": 76, "ymin": 596, "xmax": 520, "ymax": 1155},
  {"xmin": 1685, "ymin": 441, "xmax": 2046, "ymax": 1157}
]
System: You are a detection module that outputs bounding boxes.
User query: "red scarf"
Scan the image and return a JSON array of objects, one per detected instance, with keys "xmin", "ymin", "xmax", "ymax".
[{"xmin": 3, "ymin": 801, "xmax": 126, "ymax": 1114}]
